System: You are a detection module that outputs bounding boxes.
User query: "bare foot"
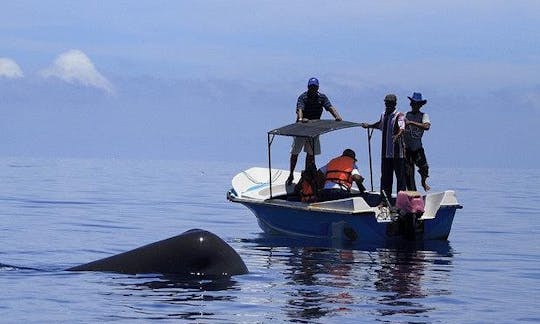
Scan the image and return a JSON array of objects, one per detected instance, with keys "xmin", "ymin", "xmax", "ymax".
[
  {"xmin": 422, "ymin": 179, "xmax": 431, "ymax": 191},
  {"xmin": 286, "ymin": 174, "xmax": 294, "ymax": 186}
]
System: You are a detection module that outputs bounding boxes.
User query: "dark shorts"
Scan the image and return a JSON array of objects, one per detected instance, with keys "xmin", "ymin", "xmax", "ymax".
[{"xmin": 291, "ymin": 136, "xmax": 321, "ymax": 155}]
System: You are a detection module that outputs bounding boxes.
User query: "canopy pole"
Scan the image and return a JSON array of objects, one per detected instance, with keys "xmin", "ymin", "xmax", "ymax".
[
  {"xmin": 309, "ymin": 137, "xmax": 316, "ymax": 167},
  {"xmin": 267, "ymin": 133, "xmax": 274, "ymax": 199},
  {"xmin": 367, "ymin": 128, "xmax": 374, "ymax": 192}
]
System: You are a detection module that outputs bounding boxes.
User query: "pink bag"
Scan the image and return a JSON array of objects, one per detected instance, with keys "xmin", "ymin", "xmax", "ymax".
[{"xmin": 396, "ymin": 191, "xmax": 425, "ymax": 214}]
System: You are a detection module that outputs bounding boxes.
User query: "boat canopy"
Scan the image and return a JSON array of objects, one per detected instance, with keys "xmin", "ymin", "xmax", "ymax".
[
  {"xmin": 268, "ymin": 120, "xmax": 361, "ymax": 139},
  {"xmin": 266, "ymin": 119, "xmax": 363, "ymax": 198}
]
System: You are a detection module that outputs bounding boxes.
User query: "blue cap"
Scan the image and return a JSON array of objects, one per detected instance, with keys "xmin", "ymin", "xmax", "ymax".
[{"xmin": 307, "ymin": 77, "xmax": 319, "ymax": 87}]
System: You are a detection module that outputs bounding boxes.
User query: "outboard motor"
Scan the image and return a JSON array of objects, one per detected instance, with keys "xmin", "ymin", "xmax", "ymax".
[{"xmin": 395, "ymin": 191, "xmax": 425, "ymax": 240}]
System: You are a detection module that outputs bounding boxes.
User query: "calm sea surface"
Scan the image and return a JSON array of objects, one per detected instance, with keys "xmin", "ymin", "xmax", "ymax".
[{"xmin": 1, "ymin": 158, "xmax": 539, "ymax": 323}]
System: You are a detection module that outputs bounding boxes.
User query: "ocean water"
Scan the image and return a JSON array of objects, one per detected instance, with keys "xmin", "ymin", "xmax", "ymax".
[{"xmin": 1, "ymin": 158, "xmax": 539, "ymax": 323}]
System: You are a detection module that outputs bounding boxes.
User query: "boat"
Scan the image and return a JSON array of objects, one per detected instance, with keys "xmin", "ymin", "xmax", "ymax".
[{"xmin": 227, "ymin": 119, "xmax": 462, "ymax": 243}]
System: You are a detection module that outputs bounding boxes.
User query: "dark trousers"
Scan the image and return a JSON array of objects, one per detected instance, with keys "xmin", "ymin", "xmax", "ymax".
[
  {"xmin": 320, "ymin": 188, "xmax": 351, "ymax": 202},
  {"xmin": 381, "ymin": 157, "xmax": 405, "ymax": 197},
  {"xmin": 405, "ymin": 148, "xmax": 429, "ymax": 191}
]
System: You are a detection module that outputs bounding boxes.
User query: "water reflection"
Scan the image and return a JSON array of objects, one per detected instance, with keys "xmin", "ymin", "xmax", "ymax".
[
  {"xmin": 106, "ymin": 274, "xmax": 241, "ymax": 321},
  {"xmin": 283, "ymin": 247, "xmax": 356, "ymax": 321},
  {"xmin": 125, "ymin": 274, "xmax": 241, "ymax": 292},
  {"xmin": 372, "ymin": 242, "xmax": 453, "ymax": 322},
  {"xmin": 249, "ymin": 235, "xmax": 453, "ymax": 323}
]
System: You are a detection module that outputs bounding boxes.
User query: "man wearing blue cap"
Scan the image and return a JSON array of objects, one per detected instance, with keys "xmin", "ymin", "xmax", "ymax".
[
  {"xmin": 404, "ymin": 92, "xmax": 431, "ymax": 191},
  {"xmin": 286, "ymin": 77, "xmax": 343, "ymax": 185}
]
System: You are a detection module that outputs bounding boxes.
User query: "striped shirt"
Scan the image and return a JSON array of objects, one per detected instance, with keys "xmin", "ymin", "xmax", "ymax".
[{"xmin": 375, "ymin": 109, "xmax": 405, "ymax": 158}]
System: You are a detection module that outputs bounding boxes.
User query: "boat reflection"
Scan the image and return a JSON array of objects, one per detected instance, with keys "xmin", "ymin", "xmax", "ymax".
[
  {"xmin": 248, "ymin": 235, "xmax": 453, "ymax": 322},
  {"xmin": 373, "ymin": 241, "xmax": 453, "ymax": 319},
  {"xmin": 282, "ymin": 247, "xmax": 356, "ymax": 321}
]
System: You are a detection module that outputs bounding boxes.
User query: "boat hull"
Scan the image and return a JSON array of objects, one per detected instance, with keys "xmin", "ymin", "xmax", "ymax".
[
  {"xmin": 238, "ymin": 199, "xmax": 458, "ymax": 242},
  {"xmin": 228, "ymin": 167, "xmax": 461, "ymax": 243}
]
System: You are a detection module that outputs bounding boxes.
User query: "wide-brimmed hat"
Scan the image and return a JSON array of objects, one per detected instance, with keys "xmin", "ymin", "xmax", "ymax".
[
  {"xmin": 408, "ymin": 92, "xmax": 427, "ymax": 104},
  {"xmin": 342, "ymin": 148, "xmax": 357, "ymax": 161}
]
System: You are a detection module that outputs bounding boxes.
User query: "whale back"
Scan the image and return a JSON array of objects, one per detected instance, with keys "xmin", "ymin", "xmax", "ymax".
[{"xmin": 68, "ymin": 229, "xmax": 248, "ymax": 277}]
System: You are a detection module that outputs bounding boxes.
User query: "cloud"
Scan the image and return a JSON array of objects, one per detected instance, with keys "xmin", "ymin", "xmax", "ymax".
[
  {"xmin": 0, "ymin": 58, "xmax": 24, "ymax": 78},
  {"xmin": 41, "ymin": 49, "xmax": 114, "ymax": 94}
]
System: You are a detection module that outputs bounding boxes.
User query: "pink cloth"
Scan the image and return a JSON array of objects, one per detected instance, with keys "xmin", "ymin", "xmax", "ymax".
[{"xmin": 396, "ymin": 191, "xmax": 425, "ymax": 213}]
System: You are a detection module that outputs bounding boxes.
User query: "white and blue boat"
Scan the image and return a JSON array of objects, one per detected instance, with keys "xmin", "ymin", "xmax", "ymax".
[{"xmin": 227, "ymin": 120, "xmax": 462, "ymax": 243}]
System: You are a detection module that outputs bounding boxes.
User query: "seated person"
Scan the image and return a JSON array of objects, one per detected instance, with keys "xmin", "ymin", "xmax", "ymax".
[
  {"xmin": 318, "ymin": 149, "xmax": 366, "ymax": 201},
  {"xmin": 294, "ymin": 163, "xmax": 323, "ymax": 203}
]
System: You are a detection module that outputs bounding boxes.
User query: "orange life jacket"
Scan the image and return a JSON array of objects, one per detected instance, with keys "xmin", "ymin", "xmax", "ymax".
[
  {"xmin": 325, "ymin": 156, "xmax": 355, "ymax": 190},
  {"xmin": 300, "ymin": 180, "xmax": 316, "ymax": 202}
]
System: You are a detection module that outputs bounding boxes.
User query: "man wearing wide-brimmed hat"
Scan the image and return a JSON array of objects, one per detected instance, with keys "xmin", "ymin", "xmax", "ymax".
[{"xmin": 404, "ymin": 92, "xmax": 431, "ymax": 191}]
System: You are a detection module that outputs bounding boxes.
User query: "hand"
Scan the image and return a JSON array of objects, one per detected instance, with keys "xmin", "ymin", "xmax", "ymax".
[
  {"xmin": 360, "ymin": 123, "xmax": 369, "ymax": 129},
  {"xmin": 335, "ymin": 117, "xmax": 342, "ymax": 122},
  {"xmin": 359, "ymin": 185, "xmax": 366, "ymax": 193}
]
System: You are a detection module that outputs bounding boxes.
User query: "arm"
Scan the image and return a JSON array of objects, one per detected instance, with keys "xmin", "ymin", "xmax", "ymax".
[
  {"xmin": 406, "ymin": 112, "xmax": 431, "ymax": 130},
  {"xmin": 351, "ymin": 167, "xmax": 366, "ymax": 192},
  {"xmin": 296, "ymin": 108, "xmax": 304, "ymax": 122},
  {"xmin": 393, "ymin": 128, "xmax": 404, "ymax": 142},
  {"xmin": 352, "ymin": 174, "xmax": 366, "ymax": 192},
  {"xmin": 362, "ymin": 112, "xmax": 383, "ymax": 129},
  {"xmin": 406, "ymin": 120, "xmax": 431, "ymax": 130},
  {"xmin": 296, "ymin": 93, "xmax": 305, "ymax": 122},
  {"xmin": 361, "ymin": 120, "xmax": 381, "ymax": 129},
  {"xmin": 328, "ymin": 106, "xmax": 342, "ymax": 121},
  {"xmin": 321, "ymin": 94, "xmax": 342, "ymax": 121}
]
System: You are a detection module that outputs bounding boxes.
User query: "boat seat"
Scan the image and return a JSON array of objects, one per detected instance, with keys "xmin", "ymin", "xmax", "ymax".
[{"xmin": 309, "ymin": 197, "xmax": 373, "ymax": 213}]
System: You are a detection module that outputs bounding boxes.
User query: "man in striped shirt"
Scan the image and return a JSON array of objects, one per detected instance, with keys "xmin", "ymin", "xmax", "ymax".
[{"xmin": 361, "ymin": 94, "xmax": 406, "ymax": 198}]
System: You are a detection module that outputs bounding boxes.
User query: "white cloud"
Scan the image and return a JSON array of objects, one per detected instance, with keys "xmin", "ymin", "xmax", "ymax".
[
  {"xmin": 41, "ymin": 49, "xmax": 114, "ymax": 94},
  {"xmin": 0, "ymin": 58, "xmax": 24, "ymax": 78}
]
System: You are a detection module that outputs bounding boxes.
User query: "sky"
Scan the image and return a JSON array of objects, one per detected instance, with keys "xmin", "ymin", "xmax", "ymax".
[{"xmin": 1, "ymin": 1, "xmax": 539, "ymax": 169}]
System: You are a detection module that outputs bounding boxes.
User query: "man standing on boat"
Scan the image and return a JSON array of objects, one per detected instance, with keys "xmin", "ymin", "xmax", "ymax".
[
  {"xmin": 318, "ymin": 149, "xmax": 366, "ymax": 201},
  {"xmin": 361, "ymin": 94, "xmax": 406, "ymax": 198},
  {"xmin": 404, "ymin": 92, "xmax": 431, "ymax": 191},
  {"xmin": 286, "ymin": 77, "xmax": 343, "ymax": 185}
]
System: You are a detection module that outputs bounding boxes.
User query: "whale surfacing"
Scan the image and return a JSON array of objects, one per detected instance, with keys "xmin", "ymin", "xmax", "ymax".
[{"xmin": 67, "ymin": 229, "xmax": 248, "ymax": 277}]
